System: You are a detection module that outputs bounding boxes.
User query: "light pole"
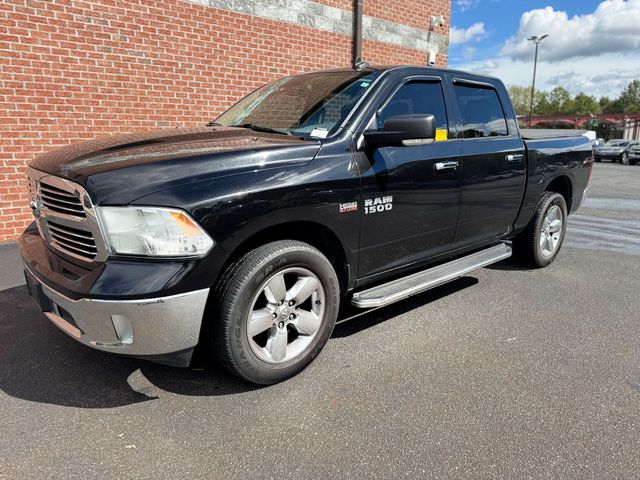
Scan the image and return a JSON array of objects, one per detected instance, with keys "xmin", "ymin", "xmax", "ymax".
[{"xmin": 527, "ymin": 34, "xmax": 548, "ymax": 128}]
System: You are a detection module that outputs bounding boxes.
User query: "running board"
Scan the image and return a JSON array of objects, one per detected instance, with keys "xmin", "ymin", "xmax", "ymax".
[{"xmin": 351, "ymin": 243, "xmax": 512, "ymax": 309}]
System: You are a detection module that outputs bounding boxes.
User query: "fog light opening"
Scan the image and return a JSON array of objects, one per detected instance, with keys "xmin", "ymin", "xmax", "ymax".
[{"xmin": 111, "ymin": 315, "xmax": 134, "ymax": 345}]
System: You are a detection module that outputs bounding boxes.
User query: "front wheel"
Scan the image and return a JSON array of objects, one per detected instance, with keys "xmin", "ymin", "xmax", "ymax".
[
  {"xmin": 621, "ymin": 152, "xmax": 630, "ymax": 165},
  {"xmin": 514, "ymin": 192, "xmax": 568, "ymax": 268},
  {"xmin": 211, "ymin": 241, "xmax": 340, "ymax": 384}
]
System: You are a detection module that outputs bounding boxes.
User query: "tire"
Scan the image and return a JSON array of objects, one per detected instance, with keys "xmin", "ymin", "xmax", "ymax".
[
  {"xmin": 621, "ymin": 152, "xmax": 629, "ymax": 165},
  {"xmin": 211, "ymin": 240, "xmax": 340, "ymax": 384},
  {"xmin": 514, "ymin": 192, "xmax": 568, "ymax": 268}
]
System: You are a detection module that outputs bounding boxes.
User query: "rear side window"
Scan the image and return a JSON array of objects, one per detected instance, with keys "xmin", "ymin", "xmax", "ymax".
[
  {"xmin": 454, "ymin": 84, "xmax": 509, "ymax": 138},
  {"xmin": 377, "ymin": 81, "xmax": 449, "ymax": 135}
]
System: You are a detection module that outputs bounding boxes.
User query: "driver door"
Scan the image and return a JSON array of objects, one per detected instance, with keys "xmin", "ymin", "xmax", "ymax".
[{"xmin": 357, "ymin": 77, "xmax": 462, "ymax": 280}]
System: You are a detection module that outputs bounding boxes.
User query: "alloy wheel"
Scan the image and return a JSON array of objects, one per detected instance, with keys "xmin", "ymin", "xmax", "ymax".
[
  {"xmin": 539, "ymin": 205, "xmax": 563, "ymax": 257},
  {"xmin": 246, "ymin": 267, "xmax": 326, "ymax": 364}
]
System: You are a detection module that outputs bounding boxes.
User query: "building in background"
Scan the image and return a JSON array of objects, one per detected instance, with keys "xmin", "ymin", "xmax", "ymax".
[
  {"xmin": 623, "ymin": 118, "xmax": 640, "ymax": 141},
  {"xmin": 0, "ymin": 0, "xmax": 450, "ymax": 242}
]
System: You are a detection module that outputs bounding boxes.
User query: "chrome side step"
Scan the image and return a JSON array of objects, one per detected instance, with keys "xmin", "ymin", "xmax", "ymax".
[{"xmin": 351, "ymin": 243, "xmax": 512, "ymax": 308}]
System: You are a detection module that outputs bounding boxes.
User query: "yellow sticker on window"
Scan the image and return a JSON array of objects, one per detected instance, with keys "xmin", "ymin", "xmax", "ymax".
[{"xmin": 435, "ymin": 129, "xmax": 448, "ymax": 141}]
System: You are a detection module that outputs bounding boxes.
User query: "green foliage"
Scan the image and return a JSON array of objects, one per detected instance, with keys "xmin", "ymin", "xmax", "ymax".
[
  {"xmin": 507, "ymin": 85, "xmax": 532, "ymax": 116},
  {"xmin": 508, "ymin": 80, "xmax": 639, "ymax": 116},
  {"xmin": 618, "ymin": 80, "xmax": 640, "ymax": 113}
]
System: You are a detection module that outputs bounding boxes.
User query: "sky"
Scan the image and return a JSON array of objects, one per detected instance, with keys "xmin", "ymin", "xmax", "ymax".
[{"xmin": 448, "ymin": 0, "xmax": 640, "ymax": 98}]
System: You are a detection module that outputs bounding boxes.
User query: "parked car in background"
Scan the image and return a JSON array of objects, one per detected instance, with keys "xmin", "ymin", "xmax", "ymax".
[
  {"xmin": 628, "ymin": 141, "xmax": 640, "ymax": 165},
  {"xmin": 594, "ymin": 139, "xmax": 631, "ymax": 163}
]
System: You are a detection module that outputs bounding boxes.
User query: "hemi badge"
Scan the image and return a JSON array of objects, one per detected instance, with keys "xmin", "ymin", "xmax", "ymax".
[{"xmin": 339, "ymin": 201, "xmax": 358, "ymax": 213}]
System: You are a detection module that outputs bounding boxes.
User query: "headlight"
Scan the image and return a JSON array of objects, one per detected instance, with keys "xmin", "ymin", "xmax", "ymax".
[{"xmin": 96, "ymin": 206, "xmax": 214, "ymax": 257}]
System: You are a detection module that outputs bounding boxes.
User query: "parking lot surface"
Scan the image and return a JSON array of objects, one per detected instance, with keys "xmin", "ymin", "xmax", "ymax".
[{"xmin": 1, "ymin": 162, "xmax": 639, "ymax": 479}]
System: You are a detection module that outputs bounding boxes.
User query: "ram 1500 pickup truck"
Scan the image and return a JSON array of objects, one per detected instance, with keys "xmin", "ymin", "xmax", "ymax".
[{"xmin": 20, "ymin": 66, "xmax": 593, "ymax": 384}]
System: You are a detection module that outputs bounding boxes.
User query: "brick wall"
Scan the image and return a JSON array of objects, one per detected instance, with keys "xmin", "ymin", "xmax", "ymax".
[{"xmin": 0, "ymin": 0, "xmax": 450, "ymax": 242}]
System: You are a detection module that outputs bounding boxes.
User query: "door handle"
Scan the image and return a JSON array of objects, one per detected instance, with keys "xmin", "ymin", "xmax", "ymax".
[
  {"xmin": 505, "ymin": 153, "xmax": 524, "ymax": 163},
  {"xmin": 435, "ymin": 161, "xmax": 459, "ymax": 172}
]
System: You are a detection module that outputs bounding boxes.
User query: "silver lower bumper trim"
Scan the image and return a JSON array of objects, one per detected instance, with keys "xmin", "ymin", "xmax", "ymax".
[{"xmin": 27, "ymin": 267, "xmax": 209, "ymax": 358}]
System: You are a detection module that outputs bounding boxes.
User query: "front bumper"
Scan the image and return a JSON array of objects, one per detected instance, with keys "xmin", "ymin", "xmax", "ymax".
[
  {"xmin": 20, "ymin": 226, "xmax": 211, "ymax": 367},
  {"xmin": 24, "ymin": 267, "xmax": 209, "ymax": 367},
  {"xmin": 595, "ymin": 153, "xmax": 622, "ymax": 160}
]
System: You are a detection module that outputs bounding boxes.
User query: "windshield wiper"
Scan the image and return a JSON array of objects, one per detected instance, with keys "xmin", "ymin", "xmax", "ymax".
[{"xmin": 232, "ymin": 123, "xmax": 292, "ymax": 136}]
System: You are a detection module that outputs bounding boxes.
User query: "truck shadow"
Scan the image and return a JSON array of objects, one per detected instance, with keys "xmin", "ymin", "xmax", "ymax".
[
  {"xmin": 0, "ymin": 277, "xmax": 478, "ymax": 408},
  {"xmin": 333, "ymin": 276, "xmax": 479, "ymax": 338},
  {"xmin": 0, "ymin": 285, "xmax": 258, "ymax": 409}
]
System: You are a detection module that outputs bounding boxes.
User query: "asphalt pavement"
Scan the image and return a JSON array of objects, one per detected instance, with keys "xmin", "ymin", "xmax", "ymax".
[{"xmin": 1, "ymin": 162, "xmax": 639, "ymax": 479}]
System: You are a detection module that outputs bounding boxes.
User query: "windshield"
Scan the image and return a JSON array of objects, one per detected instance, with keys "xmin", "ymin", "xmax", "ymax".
[
  {"xmin": 605, "ymin": 140, "xmax": 628, "ymax": 147},
  {"xmin": 214, "ymin": 70, "xmax": 381, "ymax": 137}
]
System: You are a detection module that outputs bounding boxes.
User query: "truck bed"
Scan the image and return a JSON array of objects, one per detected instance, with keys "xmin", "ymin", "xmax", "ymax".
[{"xmin": 520, "ymin": 129, "xmax": 591, "ymax": 140}]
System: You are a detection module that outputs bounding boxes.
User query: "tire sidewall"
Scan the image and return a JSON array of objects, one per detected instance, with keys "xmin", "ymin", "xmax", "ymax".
[
  {"xmin": 221, "ymin": 245, "xmax": 339, "ymax": 384},
  {"xmin": 532, "ymin": 193, "xmax": 568, "ymax": 267}
]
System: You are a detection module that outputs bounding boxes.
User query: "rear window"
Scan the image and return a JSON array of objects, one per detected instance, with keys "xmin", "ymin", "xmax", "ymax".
[{"xmin": 454, "ymin": 84, "xmax": 509, "ymax": 138}]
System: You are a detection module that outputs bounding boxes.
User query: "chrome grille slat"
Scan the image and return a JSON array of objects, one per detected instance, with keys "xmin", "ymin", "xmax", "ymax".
[
  {"xmin": 50, "ymin": 231, "xmax": 97, "ymax": 250},
  {"xmin": 39, "ymin": 183, "xmax": 86, "ymax": 218},
  {"xmin": 40, "ymin": 193, "xmax": 83, "ymax": 207},
  {"xmin": 47, "ymin": 221, "xmax": 98, "ymax": 259},
  {"xmin": 47, "ymin": 223, "xmax": 93, "ymax": 240},
  {"xmin": 51, "ymin": 240, "xmax": 98, "ymax": 257},
  {"xmin": 42, "ymin": 202, "xmax": 86, "ymax": 217},
  {"xmin": 40, "ymin": 186, "xmax": 76, "ymax": 196}
]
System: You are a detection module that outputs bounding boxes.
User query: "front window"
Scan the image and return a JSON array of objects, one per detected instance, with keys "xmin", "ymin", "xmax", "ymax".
[
  {"xmin": 214, "ymin": 70, "xmax": 381, "ymax": 137},
  {"xmin": 606, "ymin": 140, "xmax": 628, "ymax": 147},
  {"xmin": 377, "ymin": 80, "xmax": 450, "ymax": 137}
]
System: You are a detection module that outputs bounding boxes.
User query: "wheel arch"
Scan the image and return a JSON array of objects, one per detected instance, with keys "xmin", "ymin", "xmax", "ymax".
[
  {"xmin": 545, "ymin": 175, "xmax": 573, "ymax": 212},
  {"xmin": 218, "ymin": 221, "xmax": 352, "ymax": 296}
]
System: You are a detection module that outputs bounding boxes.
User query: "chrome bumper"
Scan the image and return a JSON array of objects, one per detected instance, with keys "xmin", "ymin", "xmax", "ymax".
[{"xmin": 25, "ymin": 266, "xmax": 209, "ymax": 366}]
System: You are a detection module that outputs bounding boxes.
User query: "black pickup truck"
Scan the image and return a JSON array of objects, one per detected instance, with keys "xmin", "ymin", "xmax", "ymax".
[{"xmin": 20, "ymin": 66, "xmax": 593, "ymax": 384}]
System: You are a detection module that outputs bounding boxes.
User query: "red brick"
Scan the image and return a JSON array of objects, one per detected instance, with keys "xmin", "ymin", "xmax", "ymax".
[{"xmin": 0, "ymin": 0, "xmax": 450, "ymax": 242}]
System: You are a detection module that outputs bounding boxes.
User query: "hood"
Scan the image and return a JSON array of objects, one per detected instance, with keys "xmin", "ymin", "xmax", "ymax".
[
  {"xmin": 29, "ymin": 127, "xmax": 321, "ymax": 204},
  {"xmin": 597, "ymin": 145, "xmax": 624, "ymax": 151}
]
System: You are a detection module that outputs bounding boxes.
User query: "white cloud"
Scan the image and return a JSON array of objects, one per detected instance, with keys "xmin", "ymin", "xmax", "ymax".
[
  {"xmin": 501, "ymin": 0, "xmax": 640, "ymax": 62},
  {"xmin": 451, "ymin": 53, "xmax": 640, "ymax": 98},
  {"xmin": 463, "ymin": 47, "xmax": 477, "ymax": 61},
  {"xmin": 450, "ymin": 1, "xmax": 640, "ymax": 98},
  {"xmin": 455, "ymin": 0, "xmax": 479, "ymax": 12},
  {"xmin": 450, "ymin": 22, "xmax": 486, "ymax": 45}
]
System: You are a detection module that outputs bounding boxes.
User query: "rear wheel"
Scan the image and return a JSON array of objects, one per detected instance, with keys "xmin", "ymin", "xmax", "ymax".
[
  {"xmin": 514, "ymin": 192, "xmax": 568, "ymax": 268},
  {"xmin": 211, "ymin": 241, "xmax": 340, "ymax": 384}
]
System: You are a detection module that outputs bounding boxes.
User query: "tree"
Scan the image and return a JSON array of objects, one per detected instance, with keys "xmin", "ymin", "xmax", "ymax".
[
  {"xmin": 600, "ymin": 95, "xmax": 624, "ymax": 114},
  {"xmin": 534, "ymin": 91, "xmax": 553, "ymax": 116},
  {"xmin": 510, "ymin": 79, "xmax": 640, "ymax": 117},
  {"xmin": 570, "ymin": 93, "xmax": 600, "ymax": 116},
  {"xmin": 547, "ymin": 86, "xmax": 572, "ymax": 116},
  {"xmin": 507, "ymin": 85, "xmax": 532, "ymax": 116},
  {"xmin": 618, "ymin": 80, "xmax": 640, "ymax": 113}
]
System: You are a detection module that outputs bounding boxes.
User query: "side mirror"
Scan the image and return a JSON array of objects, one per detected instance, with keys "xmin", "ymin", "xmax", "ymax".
[{"xmin": 363, "ymin": 114, "xmax": 436, "ymax": 149}]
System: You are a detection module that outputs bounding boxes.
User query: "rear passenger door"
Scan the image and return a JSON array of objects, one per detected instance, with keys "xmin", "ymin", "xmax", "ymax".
[{"xmin": 451, "ymin": 79, "xmax": 526, "ymax": 248}]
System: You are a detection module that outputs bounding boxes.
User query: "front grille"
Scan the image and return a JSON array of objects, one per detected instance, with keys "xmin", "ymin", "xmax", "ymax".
[
  {"xmin": 47, "ymin": 220, "xmax": 98, "ymax": 259},
  {"xmin": 27, "ymin": 167, "xmax": 107, "ymax": 263},
  {"xmin": 39, "ymin": 183, "xmax": 86, "ymax": 218}
]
